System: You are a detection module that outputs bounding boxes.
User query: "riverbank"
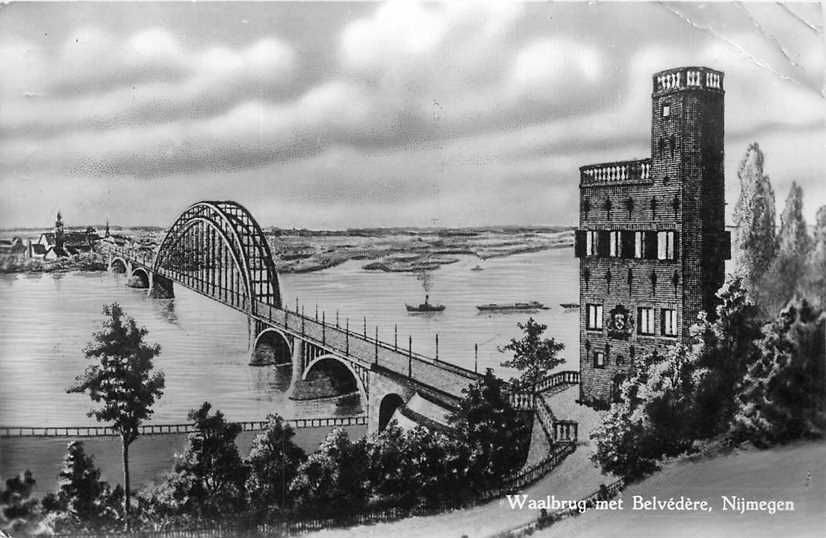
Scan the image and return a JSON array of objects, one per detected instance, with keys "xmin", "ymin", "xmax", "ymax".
[{"xmin": 0, "ymin": 252, "xmax": 108, "ymax": 274}]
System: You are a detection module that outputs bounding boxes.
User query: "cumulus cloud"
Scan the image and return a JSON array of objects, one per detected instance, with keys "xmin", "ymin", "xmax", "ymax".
[{"xmin": 0, "ymin": 27, "xmax": 295, "ymax": 133}]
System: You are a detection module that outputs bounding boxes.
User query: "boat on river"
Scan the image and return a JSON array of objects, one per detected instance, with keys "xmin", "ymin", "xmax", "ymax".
[
  {"xmin": 476, "ymin": 301, "xmax": 548, "ymax": 312},
  {"xmin": 406, "ymin": 295, "xmax": 446, "ymax": 312},
  {"xmin": 560, "ymin": 303, "xmax": 580, "ymax": 310},
  {"xmin": 470, "ymin": 265, "xmax": 484, "ymax": 271}
]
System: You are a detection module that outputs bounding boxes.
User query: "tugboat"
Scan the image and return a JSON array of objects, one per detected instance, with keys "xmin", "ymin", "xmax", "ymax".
[
  {"xmin": 560, "ymin": 303, "xmax": 580, "ymax": 310},
  {"xmin": 470, "ymin": 265, "xmax": 484, "ymax": 271},
  {"xmin": 476, "ymin": 301, "xmax": 548, "ymax": 312},
  {"xmin": 406, "ymin": 294, "xmax": 446, "ymax": 313}
]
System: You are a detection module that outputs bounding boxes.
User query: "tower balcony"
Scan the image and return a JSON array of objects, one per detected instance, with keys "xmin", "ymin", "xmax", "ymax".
[
  {"xmin": 652, "ymin": 66, "xmax": 724, "ymax": 95},
  {"xmin": 580, "ymin": 158, "xmax": 651, "ymax": 187}
]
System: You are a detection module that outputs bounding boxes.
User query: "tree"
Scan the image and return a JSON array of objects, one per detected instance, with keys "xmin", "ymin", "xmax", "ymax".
[
  {"xmin": 68, "ymin": 303, "xmax": 165, "ymax": 525},
  {"xmin": 763, "ymin": 182, "xmax": 811, "ymax": 313},
  {"xmin": 803, "ymin": 205, "xmax": 826, "ymax": 309},
  {"xmin": 169, "ymin": 402, "xmax": 248, "ymax": 521},
  {"xmin": 1, "ymin": 470, "xmax": 39, "ymax": 534},
  {"xmin": 499, "ymin": 318, "xmax": 565, "ymax": 391},
  {"xmin": 689, "ymin": 277, "xmax": 765, "ymax": 436},
  {"xmin": 590, "ymin": 355, "xmax": 662, "ymax": 481},
  {"xmin": 449, "ymin": 370, "xmax": 530, "ymax": 489},
  {"xmin": 732, "ymin": 143, "xmax": 777, "ymax": 295},
  {"xmin": 289, "ymin": 428, "xmax": 369, "ymax": 519},
  {"xmin": 246, "ymin": 413, "xmax": 306, "ymax": 518},
  {"xmin": 41, "ymin": 441, "xmax": 122, "ymax": 532},
  {"xmin": 732, "ymin": 299, "xmax": 826, "ymax": 446}
]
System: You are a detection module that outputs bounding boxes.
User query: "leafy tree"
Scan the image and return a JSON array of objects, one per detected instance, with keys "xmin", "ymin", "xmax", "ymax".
[
  {"xmin": 688, "ymin": 277, "xmax": 765, "ymax": 436},
  {"xmin": 68, "ymin": 303, "xmax": 165, "ymax": 524},
  {"xmin": 366, "ymin": 422, "xmax": 417, "ymax": 509},
  {"xmin": 41, "ymin": 441, "xmax": 122, "ymax": 532},
  {"xmin": 732, "ymin": 299, "xmax": 826, "ymax": 445},
  {"xmin": 365, "ymin": 422, "xmax": 473, "ymax": 511},
  {"xmin": 1, "ymin": 470, "xmax": 39, "ymax": 533},
  {"xmin": 449, "ymin": 370, "xmax": 529, "ymax": 489},
  {"xmin": 499, "ymin": 318, "xmax": 565, "ymax": 391},
  {"xmin": 590, "ymin": 355, "xmax": 661, "ymax": 481},
  {"xmin": 401, "ymin": 426, "xmax": 472, "ymax": 508},
  {"xmin": 763, "ymin": 182, "xmax": 811, "ymax": 313},
  {"xmin": 246, "ymin": 413, "xmax": 306, "ymax": 518},
  {"xmin": 732, "ymin": 143, "xmax": 777, "ymax": 295},
  {"xmin": 803, "ymin": 205, "xmax": 826, "ymax": 309},
  {"xmin": 158, "ymin": 402, "xmax": 248, "ymax": 522},
  {"xmin": 289, "ymin": 428, "xmax": 369, "ymax": 518}
]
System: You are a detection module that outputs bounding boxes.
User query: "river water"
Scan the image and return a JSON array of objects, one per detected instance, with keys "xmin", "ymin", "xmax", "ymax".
[{"xmin": 0, "ymin": 248, "xmax": 579, "ymax": 427}]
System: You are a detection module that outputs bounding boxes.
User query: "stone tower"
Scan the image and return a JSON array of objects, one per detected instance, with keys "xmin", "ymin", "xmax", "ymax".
[{"xmin": 574, "ymin": 67, "xmax": 731, "ymax": 405}]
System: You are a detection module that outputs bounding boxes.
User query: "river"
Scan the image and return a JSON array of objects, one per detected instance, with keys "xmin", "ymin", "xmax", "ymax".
[{"xmin": 0, "ymin": 248, "xmax": 579, "ymax": 427}]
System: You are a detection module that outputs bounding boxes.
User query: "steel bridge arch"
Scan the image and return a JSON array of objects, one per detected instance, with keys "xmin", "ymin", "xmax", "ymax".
[{"xmin": 153, "ymin": 201, "xmax": 282, "ymax": 314}]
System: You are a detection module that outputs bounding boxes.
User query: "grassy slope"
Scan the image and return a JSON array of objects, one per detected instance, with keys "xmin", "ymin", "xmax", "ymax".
[{"xmin": 537, "ymin": 440, "xmax": 826, "ymax": 538}]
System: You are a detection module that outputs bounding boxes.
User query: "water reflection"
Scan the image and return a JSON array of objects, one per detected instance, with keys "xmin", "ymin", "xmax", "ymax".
[{"xmin": 153, "ymin": 299, "xmax": 178, "ymax": 325}]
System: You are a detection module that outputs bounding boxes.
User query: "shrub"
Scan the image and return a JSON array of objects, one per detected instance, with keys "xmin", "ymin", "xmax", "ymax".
[{"xmin": 732, "ymin": 298, "xmax": 826, "ymax": 445}]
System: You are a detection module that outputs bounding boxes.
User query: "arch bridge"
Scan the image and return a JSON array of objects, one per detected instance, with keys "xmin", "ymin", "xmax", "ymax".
[{"xmin": 102, "ymin": 201, "xmax": 498, "ymax": 434}]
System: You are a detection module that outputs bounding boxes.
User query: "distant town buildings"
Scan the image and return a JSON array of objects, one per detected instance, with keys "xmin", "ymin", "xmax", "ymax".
[
  {"xmin": 575, "ymin": 67, "xmax": 730, "ymax": 406},
  {"xmin": 0, "ymin": 212, "xmax": 109, "ymax": 260}
]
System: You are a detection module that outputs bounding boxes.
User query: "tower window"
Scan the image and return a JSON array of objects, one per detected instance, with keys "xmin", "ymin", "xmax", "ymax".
[
  {"xmin": 662, "ymin": 104, "xmax": 670, "ymax": 118},
  {"xmin": 634, "ymin": 231, "xmax": 645, "ymax": 258},
  {"xmin": 585, "ymin": 230, "xmax": 598, "ymax": 256},
  {"xmin": 593, "ymin": 351, "xmax": 606, "ymax": 369},
  {"xmin": 638, "ymin": 307, "xmax": 655, "ymax": 335},
  {"xmin": 657, "ymin": 231, "xmax": 677, "ymax": 260},
  {"xmin": 609, "ymin": 231, "xmax": 621, "ymax": 257},
  {"xmin": 587, "ymin": 304, "xmax": 604, "ymax": 331},
  {"xmin": 662, "ymin": 309, "xmax": 678, "ymax": 337}
]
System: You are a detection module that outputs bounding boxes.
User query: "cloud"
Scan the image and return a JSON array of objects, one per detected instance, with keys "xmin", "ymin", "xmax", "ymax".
[
  {"xmin": 0, "ymin": 1, "xmax": 823, "ymax": 230},
  {"xmin": 0, "ymin": 27, "xmax": 296, "ymax": 134}
]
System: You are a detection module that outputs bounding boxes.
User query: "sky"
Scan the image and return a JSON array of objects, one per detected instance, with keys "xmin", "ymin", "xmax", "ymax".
[{"xmin": 0, "ymin": 1, "xmax": 823, "ymax": 229}]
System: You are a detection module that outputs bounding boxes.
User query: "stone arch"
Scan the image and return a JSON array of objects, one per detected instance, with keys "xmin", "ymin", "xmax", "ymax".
[
  {"xmin": 109, "ymin": 257, "xmax": 129, "ymax": 274},
  {"xmin": 251, "ymin": 328, "xmax": 293, "ymax": 366},
  {"xmin": 378, "ymin": 393, "xmax": 405, "ymax": 431},
  {"xmin": 301, "ymin": 354, "xmax": 366, "ymax": 402},
  {"xmin": 129, "ymin": 267, "xmax": 151, "ymax": 289}
]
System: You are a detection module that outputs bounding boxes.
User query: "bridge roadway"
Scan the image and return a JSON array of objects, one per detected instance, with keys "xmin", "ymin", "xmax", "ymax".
[{"xmin": 114, "ymin": 246, "xmax": 481, "ymax": 402}]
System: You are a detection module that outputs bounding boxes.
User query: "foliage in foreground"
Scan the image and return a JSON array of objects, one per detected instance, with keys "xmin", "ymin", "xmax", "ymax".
[{"xmin": 591, "ymin": 277, "xmax": 826, "ymax": 482}]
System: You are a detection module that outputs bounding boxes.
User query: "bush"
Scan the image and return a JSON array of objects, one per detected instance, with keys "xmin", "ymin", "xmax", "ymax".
[
  {"xmin": 1, "ymin": 470, "xmax": 40, "ymax": 534},
  {"xmin": 246, "ymin": 413, "xmax": 306, "ymax": 518},
  {"xmin": 141, "ymin": 403, "xmax": 247, "ymax": 525},
  {"xmin": 732, "ymin": 298, "xmax": 826, "ymax": 445},
  {"xmin": 449, "ymin": 370, "xmax": 530, "ymax": 490},
  {"xmin": 289, "ymin": 428, "xmax": 369, "ymax": 519}
]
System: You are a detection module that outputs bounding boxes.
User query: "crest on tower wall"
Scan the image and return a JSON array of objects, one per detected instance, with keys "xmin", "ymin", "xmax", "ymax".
[{"xmin": 607, "ymin": 305, "xmax": 634, "ymax": 340}]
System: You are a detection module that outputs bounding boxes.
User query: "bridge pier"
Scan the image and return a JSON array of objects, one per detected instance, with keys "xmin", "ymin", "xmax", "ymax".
[{"xmin": 148, "ymin": 273, "xmax": 174, "ymax": 299}]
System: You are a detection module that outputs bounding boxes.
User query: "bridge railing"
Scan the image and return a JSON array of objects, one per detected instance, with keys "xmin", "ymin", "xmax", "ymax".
[
  {"xmin": 255, "ymin": 298, "xmax": 480, "ymax": 380},
  {"xmin": 0, "ymin": 416, "xmax": 368, "ymax": 438}
]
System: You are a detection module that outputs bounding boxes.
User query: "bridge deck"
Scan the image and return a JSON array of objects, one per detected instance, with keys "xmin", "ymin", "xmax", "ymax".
[{"xmin": 109, "ymin": 245, "xmax": 481, "ymax": 401}]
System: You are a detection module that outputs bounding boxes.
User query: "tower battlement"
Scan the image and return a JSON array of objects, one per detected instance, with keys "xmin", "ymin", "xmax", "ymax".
[{"xmin": 653, "ymin": 66, "xmax": 724, "ymax": 95}]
